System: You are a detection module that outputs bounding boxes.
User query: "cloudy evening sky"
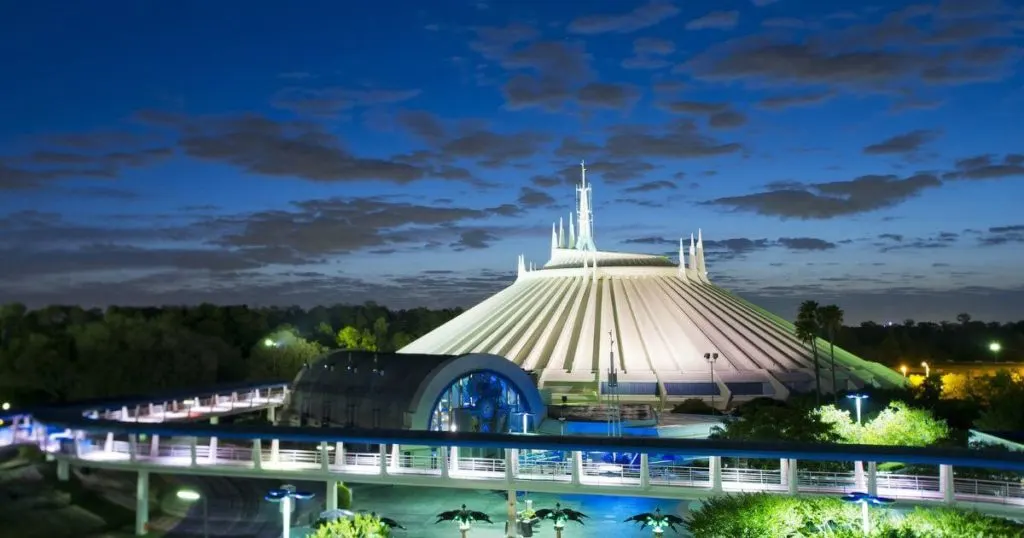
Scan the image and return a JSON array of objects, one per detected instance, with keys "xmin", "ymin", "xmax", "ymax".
[{"xmin": 1, "ymin": 0, "xmax": 1023, "ymax": 323}]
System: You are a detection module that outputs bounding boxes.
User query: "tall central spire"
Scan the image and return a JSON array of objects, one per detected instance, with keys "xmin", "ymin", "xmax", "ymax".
[{"xmin": 574, "ymin": 160, "xmax": 597, "ymax": 251}]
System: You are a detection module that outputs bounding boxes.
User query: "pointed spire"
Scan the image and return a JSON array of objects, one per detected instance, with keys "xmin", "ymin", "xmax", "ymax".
[
  {"xmin": 551, "ymin": 223, "xmax": 558, "ymax": 252},
  {"xmin": 517, "ymin": 254, "xmax": 526, "ymax": 278},
  {"xmin": 697, "ymin": 228, "xmax": 704, "ymax": 249},
  {"xmin": 568, "ymin": 212, "xmax": 576, "ymax": 249},
  {"xmin": 558, "ymin": 217, "xmax": 565, "ymax": 248},
  {"xmin": 574, "ymin": 159, "xmax": 597, "ymax": 252}
]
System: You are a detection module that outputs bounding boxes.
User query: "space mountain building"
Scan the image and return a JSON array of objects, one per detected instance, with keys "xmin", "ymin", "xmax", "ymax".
[{"xmin": 399, "ymin": 162, "xmax": 904, "ymax": 404}]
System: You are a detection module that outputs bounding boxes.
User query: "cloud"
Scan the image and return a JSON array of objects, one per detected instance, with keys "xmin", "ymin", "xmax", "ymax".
[
  {"xmin": 621, "ymin": 37, "xmax": 676, "ymax": 70},
  {"xmin": 452, "ymin": 229, "xmax": 499, "ymax": 250},
  {"xmin": 271, "ymin": 87, "xmax": 421, "ymax": 117},
  {"xmin": 756, "ymin": 91, "xmax": 835, "ymax": 110},
  {"xmin": 979, "ymin": 224, "xmax": 1024, "ymax": 246},
  {"xmin": 706, "ymin": 173, "xmax": 942, "ymax": 219},
  {"xmin": 499, "ymin": 41, "xmax": 593, "ymax": 110},
  {"xmin": 946, "ymin": 153, "xmax": 1024, "ymax": 180},
  {"xmin": 708, "ymin": 110, "xmax": 748, "ymax": 129},
  {"xmin": 621, "ymin": 235, "xmax": 837, "ymax": 262},
  {"xmin": 624, "ymin": 180, "xmax": 676, "ymax": 193},
  {"xmin": 683, "ymin": 12, "xmax": 1019, "ymax": 92},
  {"xmin": 0, "ymin": 141, "xmax": 173, "ymax": 190},
  {"xmin": 577, "ymin": 82, "xmax": 641, "ymax": 109},
  {"xmin": 395, "ymin": 110, "xmax": 447, "ymax": 143},
  {"xmin": 658, "ymin": 101, "xmax": 748, "ymax": 129},
  {"xmin": 162, "ymin": 114, "xmax": 427, "ymax": 183},
  {"xmin": 863, "ymin": 129, "xmax": 940, "ymax": 155},
  {"xmin": 686, "ymin": 11, "xmax": 740, "ymax": 31},
  {"xmin": 568, "ymin": 2, "xmax": 680, "ymax": 35},
  {"xmin": 532, "ymin": 161, "xmax": 655, "ymax": 187},
  {"xmin": 603, "ymin": 120, "xmax": 743, "ymax": 159},
  {"xmin": 517, "ymin": 187, "xmax": 556, "ymax": 208},
  {"xmin": 751, "ymin": 0, "xmax": 780, "ymax": 5}
]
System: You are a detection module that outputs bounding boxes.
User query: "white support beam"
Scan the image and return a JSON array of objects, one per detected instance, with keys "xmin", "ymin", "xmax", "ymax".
[
  {"xmin": 326, "ymin": 479, "xmax": 338, "ymax": 511},
  {"xmin": 940, "ymin": 464, "xmax": 955, "ymax": 505},
  {"xmin": 640, "ymin": 453, "xmax": 650, "ymax": 489},
  {"xmin": 787, "ymin": 458, "xmax": 798, "ymax": 495},
  {"xmin": 150, "ymin": 435, "xmax": 160, "ymax": 457},
  {"xmin": 252, "ymin": 439, "xmax": 262, "ymax": 470},
  {"xmin": 709, "ymin": 456, "xmax": 723, "ymax": 493},
  {"xmin": 320, "ymin": 442, "xmax": 330, "ymax": 472},
  {"xmin": 189, "ymin": 437, "xmax": 197, "ymax": 466},
  {"xmin": 571, "ymin": 451, "xmax": 582, "ymax": 485},
  {"xmin": 379, "ymin": 444, "xmax": 388, "ymax": 476},
  {"xmin": 867, "ymin": 461, "xmax": 878, "ymax": 496},
  {"xmin": 271, "ymin": 439, "xmax": 280, "ymax": 463},
  {"xmin": 135, "ymin": 471, "xmax": 149, "ymax": 536}
]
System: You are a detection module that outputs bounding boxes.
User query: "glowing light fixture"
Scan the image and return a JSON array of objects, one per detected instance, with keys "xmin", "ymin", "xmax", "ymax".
[
  {"xmin": 176, "ymin": 489, "xmax": 208, "ymax": 538},
  {"xmin": 990, "ymin": 342, "xmax": 1002, "ymax": 354},
  {"xmin": 899, "ymin": 365, "xmax": 908, "ymax": 378},
  {"xmin": 920, "ymin": 361, "xmax": 930, "ymax": 378},
  {"xmin": 265, "ymin": 484, "xmax": 315, "ymax": 538},
  {"xmin": 842, "ymin": 492, "xmax": 895, "ymax": 535},
  {"xmin": 846, "ymin": 394, "xmax": 869, "ymax": 425}
]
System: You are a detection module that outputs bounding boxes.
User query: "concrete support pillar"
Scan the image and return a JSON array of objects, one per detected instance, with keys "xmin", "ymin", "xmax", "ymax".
[
  {"xmin": 504, "ymin": 449, "xmax": 514, "ymax": 483},
  {"xmin": 271, "ymin": 439, "xmax": 280, "ymax": 463},
  {"xmin": 231, "ymin": 391, "xmax": 238, "ymax": 403},
  {"xmin": 121, "ymin": 406, "xmax": 129, "ymax": 420},
  {"xmin": 189, "ymin": 437, "xmax": 197, "ymax": 466},
  {"xmin": 334, "ymin": 442, "xmax": 344, "ymax": 466},
  {"xmin": 252, "ymin": 439, "xmax": 263, "ymax": 470},
  {"xmin": 379, "ymin": 444, "xmax": 388, "ymax": 476},
  {"xmin": 326, "ymin": 479, "xmax": 338, "ymax": 511},
  {"xmin": 867, "ymin": 461, "xmax": 878, "ymax": 496},
  {"xmin": 129, "ymin": 434, "xmax": 138, "ymax": 462},
  {"xmin": 449, "ymin": 445, "xmax": 459, "ymax": 473},
  {"xmin": 267, "ymin": 406, "xmax": 276, "ymax": 423},
  {"xmin": 640, "ymin": 453, "xmax": 650, "ymax": 489},
  {"xmin": 505, "ymin": 488, "xmax": 517, "ymax": 538},
  {"xmin": 570, "ymin": 451, "xmax": 582, "ymax": 485},
  {"xmin": 150, "ymin": 435, "xmax": 160, "ymax": 458},
  {"xmin": 389, "ymin": 444, "xmax": 401, "ymax": 470},
  {"xmin": 57, "ymin": 459, "xmax": 70, "ymax": 481},
  {"xmin": 508, "ymin": 448, "xmax": 519, "ymax": 479},
  {"xmin": 440, "ymin": 447, "xmax": 449, "ymax": 478},
  {"xmin": 105, "ymin": 432, "xmax": 114, "ymax": 452},
  {"xmin": 134, "ymin": 405, "xmax": 141, "ymax": 421},
  {"xmin": 940, "ymin": 464, "xmax": 955, "ymax": 506},
  {"xmin": 787, "ymin": 459, "xmax": 798, "ymax": 495},
  {"xmin": 147, "ymin": 403, "xmax": 154, "ymax": 416},
  {"xmin": 208, "ymin": 417, "xmax": 219, "ymax": 462},
  {"xmin": 135, "ymin": 470, "xmax": 150, "ymax": 536},
  {"xmin": 855, "ymin": 461, "xmax": 865, "ymax": 490},
  {"xmin": 709, "ymin": 456, "xmax": 723, "ymax": 493},
  {"xmin": 320, "ymin": 442, "xmax": 330, "ymax": 472}
]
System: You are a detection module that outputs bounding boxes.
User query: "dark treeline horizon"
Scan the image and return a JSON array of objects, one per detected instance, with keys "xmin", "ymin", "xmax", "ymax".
[{"xmin": 0, "ymin": 301, "xmax": 1022, "ymax": 407}]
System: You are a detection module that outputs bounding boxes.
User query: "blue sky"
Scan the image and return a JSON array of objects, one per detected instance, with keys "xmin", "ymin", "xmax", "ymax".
[{"xmin": 1, "ymin": 0, "xmax": 1023, "ymax": 323}]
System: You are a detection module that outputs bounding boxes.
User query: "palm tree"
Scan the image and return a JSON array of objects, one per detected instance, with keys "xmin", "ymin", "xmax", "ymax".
[
  {"xmin": 624, "ymin": 508, "xmax": 685, "ymax": 535},
  {"xmin": 535, "ymin": 503, "xmax": 588, "ymax": 538},
  {"xmin": 435, "ymin": 504, "xmax": 493, "ymax": 538},
  {"xmin": 796, "ymin": 300, "xmax": 822, "ymax": 405},
  {"xmin": 818, "ymin": 304, "xmax": 845, "ymax": 404}
]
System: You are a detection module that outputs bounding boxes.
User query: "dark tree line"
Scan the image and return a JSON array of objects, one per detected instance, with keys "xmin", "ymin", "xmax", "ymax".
[
  {"xmin": 0, "ymin": 302, "xmax": 461, "ymax": 407},
  {"xmin": 0, "ymin": 301, "xmax": 1021, "ymax": 407}
]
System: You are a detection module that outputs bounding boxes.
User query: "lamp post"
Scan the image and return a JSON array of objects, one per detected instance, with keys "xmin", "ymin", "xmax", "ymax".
[
  {"xmin": 176, "ymin": 489, "xmax": 209, "ymax": 538},
  {"xmin": 990, "ymin": 342, "xmax": 1002, "ymax": 359},
  {"xmin": 703, "ymin": 352, "xmax": 719, "ymax": 410},
  {"xmin": 846, "ymin": 394, "xmax": 868, "ymax": 425},
  {"xmin": 921, "ymin": 361, "xmax": 930, "ymax": 378},
  {"xmin": 899, "ymin": 365, "xmax": 908, "ymax": 378},
  {"xmin": 266, "ymin": 484, "xmax": 315, "ymax": 538},
  {"xmin": 841, "ymin": 492, "xmax": 895, "ymax": 535}
]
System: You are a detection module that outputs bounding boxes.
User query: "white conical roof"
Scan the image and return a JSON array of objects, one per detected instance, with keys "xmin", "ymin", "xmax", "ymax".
[{"xmin": 399, "ymin": 166, "xmax": 904, "ymax": 399}]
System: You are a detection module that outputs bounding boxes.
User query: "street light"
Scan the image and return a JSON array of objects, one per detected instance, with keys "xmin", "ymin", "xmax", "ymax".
[
  {"xmin": 841, "ymin": 492, "xmax": 895, "ymax": 535},
  {"xmin": 921, "ymin": 361, "xmax": 930, "ymax": 378},
  {"xmin": 1, "ymin": 402, "xmax": 9, "ymax": 411},
  {"xmin": 176, "ymin": 489, "xmax": 209, "ymax": 538},
  {"xmin": 990, "ymin": 342, "xmax": 1002, "ymax": 355},
  {"xmin": 899, "ymin": 365, "xmax": 908, "ymax": 378},
  {"xmin": 704, "ymin": 352, "xmax": 719, "ymax": 410},
  {"xmin": 264, "ymin": 338, "xmax": 276, "ymax": 347},
  {"xmin": 266, "ymin": 484, "xmax": 315, "ymax": 538},
  {"xmin": 846, "ymin": 394, "xmax": 869, "ymax": 425}
]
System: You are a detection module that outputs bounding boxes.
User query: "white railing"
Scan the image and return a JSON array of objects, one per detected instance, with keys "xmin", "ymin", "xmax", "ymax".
[
  {"xmin": 39, "ymin": 440, "xmax": 1024, "ymax": 507},
  {"xmin": 87, "ymin": 385, "xmax": 288, "ymax": 424}
]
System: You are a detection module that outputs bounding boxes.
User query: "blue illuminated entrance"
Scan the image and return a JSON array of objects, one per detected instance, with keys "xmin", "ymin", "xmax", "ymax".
[{"xmin": 429, "ymin": 370, "xmax": 530, "ymax": 434}]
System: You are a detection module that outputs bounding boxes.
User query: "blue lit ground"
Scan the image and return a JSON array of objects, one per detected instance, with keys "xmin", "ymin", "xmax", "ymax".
[{"xmin": 288, "ymin": 483, "xmax": 696, "ymax": 538}]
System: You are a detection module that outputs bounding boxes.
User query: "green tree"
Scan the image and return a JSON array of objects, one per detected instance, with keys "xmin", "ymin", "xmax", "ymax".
[
  {"xmin": 313, "ymin": 513, "xmax": 390, "ymax": 537},
  {"xmin": 712, "ymin": 404, "xmax": 838, "ymax": 443},
  {"xmin": 249, "ymin": 328, "xmax": 326, "ymax": 380},
  {"xmin": 817, "ymin": 304, "xmax": 844, "ymax": 404},
  {"xmin": 336, "ymin": 326, "xmax": 377, "ymax": 351},
  {"xmin": 860, "ymin": 401, "xmax": 949, "ymax": 446},
  {"xmin": 795, "ymin": 299, "xmax": 823, "ymax": 405}
]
